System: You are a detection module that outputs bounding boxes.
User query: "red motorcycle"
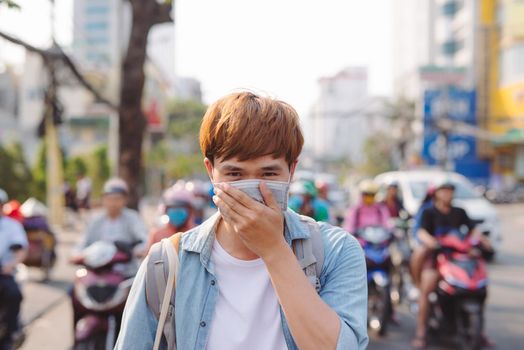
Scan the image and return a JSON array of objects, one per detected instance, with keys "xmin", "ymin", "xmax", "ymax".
[
  {"xmin": 426, "ymin": 232, "xmax": 489, "ymax": 350},
  {"xmin": 71, "ymin": 241, "xmax": 138, "ymax": 350}
]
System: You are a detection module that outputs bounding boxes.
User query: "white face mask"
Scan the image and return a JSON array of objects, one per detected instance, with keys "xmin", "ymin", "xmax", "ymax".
[{"xmin": 215, "ymin": 178, "xmax": 291, "ymax": 211}]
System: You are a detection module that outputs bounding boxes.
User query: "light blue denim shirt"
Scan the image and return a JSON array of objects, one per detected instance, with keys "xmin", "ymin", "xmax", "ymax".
[{"xmin": 115, "ymin": 209, "xmax": 368, "ymax": 350}]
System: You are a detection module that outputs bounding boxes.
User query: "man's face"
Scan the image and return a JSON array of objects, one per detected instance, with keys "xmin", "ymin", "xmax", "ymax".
[
  {"xmin": 435, "ymin": 188, "xmax": 454, "ymax": 205},
  {"xmin": 205, "ymin": 155, "xmax": 295, "ymax": 183},
  {"xmin": 362, "ymin": 193, "xmax": 375, "ymax": 206},
  {"xmin": 103, "ymin": 194, "xmax": 127, "ymax": 216}
]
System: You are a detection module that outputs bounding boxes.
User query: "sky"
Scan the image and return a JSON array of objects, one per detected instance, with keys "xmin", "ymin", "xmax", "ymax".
[{"xmin": 0, "ymin": 0, "xmax": 393, "ymax": 115}]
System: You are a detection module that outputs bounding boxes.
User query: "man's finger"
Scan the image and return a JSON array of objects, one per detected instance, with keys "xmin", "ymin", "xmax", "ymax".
[
  {"xmin": 260, "ymin": 181, "xmax": 280, "ymax": 211},
  {"xmin": 215, "ymin": 188, "xmax": 252, "ymax": 215},
  {"xmin": 219, "ymin": 183, "xmax": 260, "ymax": 209},
  {"xmin": 213, "ymin": 195, "xmax": 241, "ymax": 223}
]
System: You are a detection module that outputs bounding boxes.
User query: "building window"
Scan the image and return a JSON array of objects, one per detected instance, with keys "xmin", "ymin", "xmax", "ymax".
[
  {"xmin": 500, "ymin": 44, "xmax": 524, "ymax": 86},
  {"xmin": 442, "ymin": 39, "xmax": 464, "ymax": 56},
  {"xmin": 86, "ymin": 6, "xmax": 109, "ymax": 15},
  {"xmin": 442, "ymin": 1, "xmax": 462, "ymax": 17}
]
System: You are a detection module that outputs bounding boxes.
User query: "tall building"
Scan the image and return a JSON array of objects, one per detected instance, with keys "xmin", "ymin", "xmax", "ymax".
[
  {"xmin": 306, "ymin": 67, "xmax": 373, "ymax": 165},
  {"xmin": 487, "ymin": 0, "xmax": 524, "ymax": 186}
]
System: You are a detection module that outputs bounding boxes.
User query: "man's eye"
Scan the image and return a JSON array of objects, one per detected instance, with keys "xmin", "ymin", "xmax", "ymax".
[
  {"xmin": 263, "ymin": 172, "xmax": 278, "ymax": 177},
  {"xmin": 227, "ymin": 172, "xmax": 241, "ymax": 177}
]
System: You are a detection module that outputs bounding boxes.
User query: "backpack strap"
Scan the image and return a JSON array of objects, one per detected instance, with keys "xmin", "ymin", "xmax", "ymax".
[
  {"xmin": 146, "ymin": 232, "xmax": 182, "ymax": 350},
  {"xmin": 293, "ymin": 215, "xmax": 325, "ymax": 292}
]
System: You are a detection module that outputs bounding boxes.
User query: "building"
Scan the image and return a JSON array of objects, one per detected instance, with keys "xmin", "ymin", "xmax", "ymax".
[
  {"xmin": 487, "ymin": 0, "xmax": 524, "ymax": 186},
  {"xmin": 306, "ymin": 67, "xmax": 375, "ymax": 165}
]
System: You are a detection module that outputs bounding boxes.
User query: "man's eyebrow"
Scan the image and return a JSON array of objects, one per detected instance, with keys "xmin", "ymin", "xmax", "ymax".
[
  {"xmin": 219, "ymin": 164, "xmax": 244, "ymax": 171},
  {"xmin": 261, "ymin": 164, "xmax": 284, "ymax": 171}
]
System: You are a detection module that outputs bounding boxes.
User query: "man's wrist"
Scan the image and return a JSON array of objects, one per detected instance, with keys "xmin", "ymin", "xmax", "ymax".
[{"xmin": 262, "ymin": 240, "xmax": 292, "ymax": 268}]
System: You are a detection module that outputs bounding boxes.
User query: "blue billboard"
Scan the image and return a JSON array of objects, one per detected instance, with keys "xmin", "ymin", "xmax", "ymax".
[{"xmin": 422, "ymin": 88, "xmax": 490, "ymax": 184}]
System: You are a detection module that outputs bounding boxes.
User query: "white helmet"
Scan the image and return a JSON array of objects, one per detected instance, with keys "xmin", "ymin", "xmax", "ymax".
[
  {"xmin": 20, "ymin": 197, "xmax": 48, "ymax": 217},
  {"xmin": 163, "ymin": 181, "xmax": 194, "ymax": 207},
  {"xmin": 103, "ymin": 178, "xmax": 129, "ymax": 195}
]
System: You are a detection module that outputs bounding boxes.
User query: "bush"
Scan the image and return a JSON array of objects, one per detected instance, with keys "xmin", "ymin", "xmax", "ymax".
[{"xmin": 0, "ymin": 143, "xmax": 33, "ymax": 201}]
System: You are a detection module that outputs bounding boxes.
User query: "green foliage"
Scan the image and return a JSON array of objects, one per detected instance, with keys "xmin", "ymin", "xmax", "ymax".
[
  {"xmin": 65, "ymin": 157, "xmax": 88, "ymax": 184},
  {"xmin": 167, "ymin": 99, "xmax": 207, "ymax": 151},
  {"xmin": 0, "ymin": 143, "xmax": 33, "ymax": 201},
  {"xmin": 87, "ymin": 145, "xmax": 110, "ymax": 197},
  {"xmin": 166, "ymin": 153, "xmax": 206, "ymax": 180},
  {"xmin": 359, "ymin": 131, "xmax": 394, "ymax": 177},
  {"xmin": 31, "ymin": 142, "xmax": 47, "ymax": 202}
]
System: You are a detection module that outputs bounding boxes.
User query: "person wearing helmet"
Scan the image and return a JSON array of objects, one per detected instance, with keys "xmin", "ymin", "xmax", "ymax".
[
  {"xmin": 381, "ymin": 182, "xmax": 405, "ymax": 218},
  {"xmin": 145, "ymin": 182, "xmax": 196, "ymax": 253},
  {"xmin": 0, "ymin": 189, "xmax": 28, "ymax": 349},
  {"xmin": 73, "ymin": 178, "xmax": 147, "ymax": 260},
  {"xmin": 343, "ymin": 180, "xmax": 391, "ymax": 234},
  {"xmin": 411, "ymin": 180, "xmax": 493, "ymax": 349},
  {"xmin": 288, "ymin": 180, "xmax": 330, "ymax": 222}
]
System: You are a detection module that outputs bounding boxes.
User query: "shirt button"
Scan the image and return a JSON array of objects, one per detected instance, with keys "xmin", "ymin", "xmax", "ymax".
[
  {"xmin": 210, "ymin": 280, "xmax": 216, "ymax": 286},
  {"xmin": 200, "ymin": 321, "xmax": 206, "ymax": 327}
]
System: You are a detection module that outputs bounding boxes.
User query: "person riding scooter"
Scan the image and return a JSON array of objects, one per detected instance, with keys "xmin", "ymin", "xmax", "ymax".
[
  {"xmin": 145, "ymin": 181, "xmax": 196, "ymax": 253},
  {"xmin": 343, "ymin": 180, "xmax": 391, "ymax": 234},
  {"xmin": 381, "ymin": 182, "xmax": 405, "ymax": 219},
  {"xmin": 0, "ymin": 189, "xmax": 28, "ymax": 350},
  {"xmin": 71, "ymin": 178, "xmax": 147, "ymax": 333},
  {"xmin": 411, "ymin": 180, "xmax": 494, "ymax": 349},
  {"xmin": 288, "ymin": 180, "xmax": 330, "ymax": 222}
]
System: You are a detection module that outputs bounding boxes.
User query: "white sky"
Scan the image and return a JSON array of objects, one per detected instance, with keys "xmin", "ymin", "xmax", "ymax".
[{"xmin": 0, "ymin": 0, "xmax": 393, "ymax": 115}]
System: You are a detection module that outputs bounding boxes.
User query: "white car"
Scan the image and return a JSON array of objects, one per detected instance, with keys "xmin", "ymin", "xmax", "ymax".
[{"xmin": 375, "ymin": 170, "xmax": 502, "ymax": 252}]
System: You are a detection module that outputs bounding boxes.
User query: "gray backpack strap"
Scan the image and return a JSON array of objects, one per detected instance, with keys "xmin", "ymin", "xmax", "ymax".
[
  {"xmin": 146, "ymin": 235, "xmax": 181, "ymax": 350},
  {"xmin": 146, "ymin": 242, "xmax": 166, "ymax": 319},
  {"xmin": 293, "ymin": 215, "xmax": 325, "ymax": 293}
]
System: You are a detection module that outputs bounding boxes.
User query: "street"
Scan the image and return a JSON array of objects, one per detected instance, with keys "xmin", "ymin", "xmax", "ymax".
[{"xmin": 18, "ymin": 204, "xmax": 524, "ymax": 350}]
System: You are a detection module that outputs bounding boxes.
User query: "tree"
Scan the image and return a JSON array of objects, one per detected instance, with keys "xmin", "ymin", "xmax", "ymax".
[
  {"xmin": 118, "ymin": 0, "xmax": 173, "ymax": 208},
  {"xmin": 0, "ymin": 0, "xmax": 20, "ymax": 9},
  {"xmin": 384, "ymin": 98, "xmax": 417, "ymax": 168},
  {"xmin": 0, "ymin": 143, "xmax": 33, "ymax": 200},
  {"xmin": 359, "ymin": 132, "xmax": 395, "ymax": 177},
  {"xmin": 0, "ymin": 0, "xmax": 174, "ymax": 209},
  {"xmin": 167, "ymin": 99, "xmax": 208, "ymax": 150}
]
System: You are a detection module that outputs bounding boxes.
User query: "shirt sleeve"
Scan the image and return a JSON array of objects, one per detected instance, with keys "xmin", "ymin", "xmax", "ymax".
[
  {"xmin": 114, "ymin": 256, "xmax": 158, "ymax": 349},
  {"xmin": 320, "ymin": 226, "xmax": 369, "ymax": 350},
  {"xmin": 461, "ymin": 208, "xmax": 476, "ymax": 231},
  {"xmin": 10, "ymin": 220, "xmax": 28, "ymax": 248}
]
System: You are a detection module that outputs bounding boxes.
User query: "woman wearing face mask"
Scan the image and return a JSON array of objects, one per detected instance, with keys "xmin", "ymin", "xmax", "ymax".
[
  {"xmin": 145, "ymin": 182, "xmax": 195, "ymax": 254},
  {"xmin": 343, "ymin": 179, "xmax": 392, "ymax": 234}
]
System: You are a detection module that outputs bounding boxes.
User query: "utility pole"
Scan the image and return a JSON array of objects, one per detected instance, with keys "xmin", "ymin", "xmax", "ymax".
[{"xmin": 45, "ymin": 0, "xmax": 64, "ymax": 227}]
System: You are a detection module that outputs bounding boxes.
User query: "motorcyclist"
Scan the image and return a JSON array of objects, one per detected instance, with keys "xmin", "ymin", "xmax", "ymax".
[
  {"xmin": 73, "ymin": 177, "xmax": 147, "ymax": 263},
  {"xmin": 381, "ymin": 182, "xmax": 405, "ymax": 218},
  {"xmin": 411, "ymin": 181, "xmax": 493, "ymax": 349},
  {"xmin": 145, "ymin": 181, "xmax": 196, "ymax": 253},
  {"xmin": 70, "ymin": 178, "xmax": 147, "ymax": 333},
  {"xmin": 343, "ymin": 180, "xmax": 391, "ymax": 234},
  {"xmin": 0, "ymin": 189, "xmax": 28, "ymax": 350},
  {"xmin": 288, "ymin": 180, "xmax": 330, "ymax": 222}
]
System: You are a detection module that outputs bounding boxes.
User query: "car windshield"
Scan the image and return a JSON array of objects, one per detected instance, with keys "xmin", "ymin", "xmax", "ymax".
[{"xmin": 410, "ymin": 179, "xmax": 479, "ymax": 200}]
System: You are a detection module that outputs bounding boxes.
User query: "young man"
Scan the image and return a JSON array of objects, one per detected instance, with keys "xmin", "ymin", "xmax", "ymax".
[
  {"xmin": 411, "ymin": 181, "xmax": 492, "ymax": 349},
  {"xmin": 115, "ymin": 91, "xmax": 368, "ymax": 349},
  {"xmin": 0, "ymin": 189, "xmax": 28, "ymax": 350}
]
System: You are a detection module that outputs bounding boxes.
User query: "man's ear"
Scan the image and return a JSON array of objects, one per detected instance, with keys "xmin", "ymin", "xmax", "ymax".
[{"xmin": 204, "ymin": 158, "xmax": 214, "ymax": 182}]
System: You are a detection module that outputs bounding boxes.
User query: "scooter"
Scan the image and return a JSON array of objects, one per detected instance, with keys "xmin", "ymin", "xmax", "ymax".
[
  {"xmin": 390, "ymin": 213, "xmax": 414, "ymax": 306},
  {"xmin": 356, "ymin": 226, "xmax": 394, "ymax": 336},
  {"xmin": 426, "ymin": 232, "xmax": 489, "ymax": 350},
  {"xmin": 71, "ymin": 241, "xmax": 138, "ymax": 350}
]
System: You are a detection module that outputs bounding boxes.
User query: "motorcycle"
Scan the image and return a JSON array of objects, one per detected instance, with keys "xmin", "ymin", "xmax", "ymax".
[
  {"xmin": 425, "ymin": 232, "xmax": 489, "ymax": 350},
  {"xmin": 356, "ymin": 226, "xmax": 394, "ymax": 336},
  {"xmin": 390, "ymin": 213, "xmax": 414, "ymax": 306},
  {"xmin": 20, "ymin": 198, "xmax": 57, "ymax": 280},
  {"xmin": 71, "ymin": 240, "xmax": 138, "ymax": 350}
]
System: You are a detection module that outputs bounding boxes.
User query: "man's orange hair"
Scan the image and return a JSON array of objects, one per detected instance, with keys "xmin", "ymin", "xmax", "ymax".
[{"xmin": 199, "ymin": 91, "xmax": 304, "ymax": 166}]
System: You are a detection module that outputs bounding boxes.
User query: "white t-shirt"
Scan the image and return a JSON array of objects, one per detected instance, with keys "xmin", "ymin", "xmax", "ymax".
[{"xmin": 207, "ymin": 239, "xmax": 288, "ymax": 350}]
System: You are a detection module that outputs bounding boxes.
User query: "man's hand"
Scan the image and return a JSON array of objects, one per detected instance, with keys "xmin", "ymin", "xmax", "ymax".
[{"xmin": 213, "ymin": 181, "xmax": 287, "ymax": 261}]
